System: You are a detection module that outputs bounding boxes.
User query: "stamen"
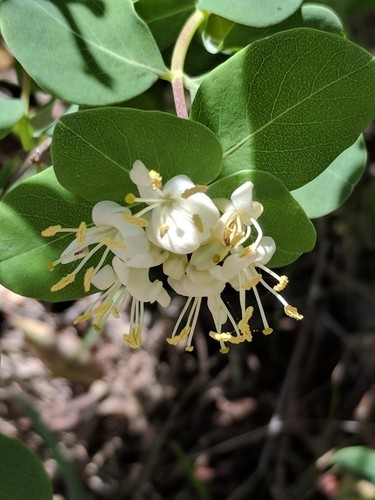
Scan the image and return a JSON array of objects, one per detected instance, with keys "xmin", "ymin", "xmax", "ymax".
[
  {"xmin": 252, "ymin": 285, "xmax": 273, "ymax": 335},
  {"xmin": 249, "ymin": 217, "xmax": 263, "ymax": 249},
  {"xmin": 76, "ymin": 222, "xmax": 87, "ymax": 245},
  {"xmin": 284, "ymin": 305, "xmax": 303, "ymax": 320},
  {"xmin": 257, "ymin": 264, "xmax": 289, "ymax": 292},
  {"xmin": 73, "ymin": 311, "xmax": 92, "ymax": 324},
  {"xmin": 84, "ymin": 266, "xmax": 95, "ymax": 292},
  {"xmin": 238, "ymin": 306, "xmax": 253, "ymax": 340},
  {"xmin": 41, "ymin": 225, "xmax": 62, "ymax": 237},
  {"xmin": 263, "ymin": 328, "xmax": 273, "ymax": 335},
  {"xmin": 101, "ymin": 237, "xmax": 126, "ymax": 249},
  {"xmin": 209, "ymin": 331, "xmax": 232, "ymax": 342},
  {"xmin": 181, "ymin": 185, "xmax": 208, "ymax": 199},
  {"xmin": 241, "ymin": 274, "xmax": 262, "ymax": 289},
  {"xmin": 124, "ymin": 328, "xmax": 142, "ymax": 349},
  {"xmin": 51, "ymin": 273, "xmax": 75, "ymax": 292},
  {"xmin": 160, "ymin": 223, "xmax": 169, "ymax": 238},
  {"xmin": 240, "ymin": 244, "xmax": 254, "ymax": 258},
  {"xmin": 149, "ymin": 170, "xmax": 162, "ymax": 189},
  {"xmin": 212, "ymin": 253, "xmax": 221, "ymax": 264},
  {"xmin": 125, "ymin": 193, "xmax": 136, "ymax": 204},
  {"xmin": 122, "ymin": 214, "xmax": 149, "ymax": 227},
  {"xmin": 274, "ymin": 276, "xmax": 289, "ymax": 292},
  {"xmin": 192, "ymin": 213, "xmax": 203, "ymax": 233},
  {"xmin": 47, "ymin": 261, "xmax": 55, "ymax": 271},
  {"xmin": 166, "ymin": 325, "xmax": 190, "ymax": 345}
]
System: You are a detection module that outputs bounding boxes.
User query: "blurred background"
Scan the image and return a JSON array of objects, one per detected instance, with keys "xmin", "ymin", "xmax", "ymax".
[{"xmin": 0, "ymin": 2, "xmax": 375, "ymax": 499}]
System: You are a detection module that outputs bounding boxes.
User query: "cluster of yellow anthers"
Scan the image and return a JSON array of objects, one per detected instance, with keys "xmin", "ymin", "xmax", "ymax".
[{"xmin": 42, "ymin": 160, "xmax": 303, "ymax": 354}]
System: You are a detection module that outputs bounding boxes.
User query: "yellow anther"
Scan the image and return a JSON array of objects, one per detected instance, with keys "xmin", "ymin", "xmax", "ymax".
[
  {"xmin": 192, "ymin": 213, "xmax": 203, "ymax": 233},
  {"xmin": 238, "ymin": 306, "xmax": 253, "ymax": 339},
  {"xmin": 149, "ymin": 170, "xmax": 162, "ymax": 189},
  {"xmin": 46, "ymin": 261, "xmax": 55, "ymax": 271},
  {"xmin": 125, "ymin": 193, "xmax": 136, "ymax": 204},
  {"xmin": 241, "ymin": 274, "xmax": 262, "ymax": 289},
  {"xmin": 262, "ymin": 327, "xmax": 273, "ymax": 335},
  {"xmin": 76, "ymin": 221, "xmax": 87, "ymax": 245},
  {"xmin": 240, "ymin": 245, "xmax": 254, "ymax": 258},
  {"xmin": 284, "ymin": 305, "xmax": 303, "ymax": 320},
  {"xmin": 122, "ymin": 214, "xmax": 149, "ymax": 227},
  {"xmin": 209, "ymin": 331, "xmax": 232, "ymax": 342},
  {"xmin": 101, "ymin": 237, "xmax": 126, "ymax": 249},
  {"xmin": 160, "ymin": 223, "xmax": 169, "ymax": 238},
  {"xmin": 93, "ymin": 303, "xmax": 111, "ymax": 316},
  {"xmin": 124, "ymin": 328, "xmax": 142, "ymax": 349},
  {"xmin": 112, "ymin": 307, "xmax": 120, "ymax": 319},
  {"xmin": 274, "ymin": 275, "xmax": 289, "ymax": 292},
  {"xmin": 220, "ymin": 347, "xmax": 230, "ymax": 354},
  {"xmin": 228, "ymin": 335, "xmax": 249, "ymax": 344},
  {"xmin": 51, "ymin": 273, "xmax": 75, "ymax": 292},
  {"xmin": 41, "ymin": 225, "xmax": 62, "ymax": 237},
  {"xmin": 84, "ymin": 266, "xmax": 95, "ymax": 292},
  {"xmin": 212, "ymin": 253, "xmax": 221, "ymax": 264},
  {"xmin": 185, "ymin": 345, "xmax": 194, "ymax": 352},
  {"xmin": 166, "ymin": 326, "xmax": 190, "ymax": 345},
  {"xmin": 92, "ymin": 303, "xmax": 112, "ymax": 330},
  {"xmin": 181, "ymin": 185, "xmax": 208, "ymax": 199},
  {"xmin": 73, "ymin": 311, "xmax": 92, "ymax": 324}
]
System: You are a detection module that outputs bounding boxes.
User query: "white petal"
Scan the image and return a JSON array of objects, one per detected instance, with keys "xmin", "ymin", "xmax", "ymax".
[
  {"xmin": 163, "ymin": 175, "xmax": 195, "ymax": 195},
  {"xmin": 129, "ymin": 160, "xmax": 150, "ymax": 187},
  {"xmin": 254, "ymin": 236, "xmax": 276, "ymax": 265},
  {"xmin": 92, "ymin": 201, "xmax": 129, "ymax": 226},
  {"xmin": 163, "ymin": 253, "xmax": 188, "ymax": 280},
  {"xmin": 91, "ymin": 264, "xmax": 117, "ymax": 290}
]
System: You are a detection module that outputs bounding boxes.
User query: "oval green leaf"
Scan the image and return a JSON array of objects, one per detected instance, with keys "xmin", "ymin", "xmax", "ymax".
[
  {"xmin": 330, "ymin": 446, "xmax": 375, "ymax": 484},
  {"xmin": 0, "ymin": 433, "xmax": 52, "ymax": 500},
  {"xmin": 0, "ymin": 168, "xmax": 95, "ymax": 301},
  {"xmin": 203, "ymin": 4, "xmax": 344, "ymax": 54},
  {"xmin": 191, "ymin": 28, "xmax": 375, "ymax": 190},
  {"xmin": 197, "ymin": 0, "xmax": 303, "ymax": 28},
  {"xmin": 52, "ymin": 107, "xmax": 223, "ymax": 203},
  {"xmin": 0, "ymin": 0, "xmax": 166, "ymax": 105},
  {"xmin": 291, "ymin": 135, "xmax": 367, "ymax": 218},
  {"xmin": 208, "ymin": 170, "xmax": 316, "ymax": 267},
  {"xmin": 136, "ymin": 0, "xmax": 195, "ymax": 51},
  {"xmin": 0, "ymin": 99, "xmax": 25, "ymax": 139}
]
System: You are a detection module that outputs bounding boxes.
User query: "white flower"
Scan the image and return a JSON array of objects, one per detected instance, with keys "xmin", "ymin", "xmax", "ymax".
[
  {"xmin": 125, "ymin": 160, "xmax": 220, "ymax": 254},
  {"xmin": 211, "ymin": 236, "xmax": 302, "ymax": 335},
  {"xmin": 167, "ymin": 267, "xmax": 252, "ymax": 353},
  {"xmin": 75, "ymin": 257, "xmax": 170, "ymax": 349},
  {"xmin": 42, "ymin": 200, "xmax": 166, "ymax": 294},
  {"xmin": 188, "ymin": 181, "xmax": 265, "ymax": 271}
]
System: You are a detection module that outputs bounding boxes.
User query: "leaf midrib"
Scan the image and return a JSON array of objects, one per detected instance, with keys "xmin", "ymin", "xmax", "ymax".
[{"xmin": 33, "ymin": 0, "xmax": 166, "ymax": 76}]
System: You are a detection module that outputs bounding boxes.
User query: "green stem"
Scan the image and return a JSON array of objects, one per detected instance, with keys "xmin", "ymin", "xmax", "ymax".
[
  {"xmin": 171, "ymin": 9, "xmax": 207, "ymax": 118},
  {"xmin": 21, "ymin": 70, "xmax": 31, "ymax": 114}
]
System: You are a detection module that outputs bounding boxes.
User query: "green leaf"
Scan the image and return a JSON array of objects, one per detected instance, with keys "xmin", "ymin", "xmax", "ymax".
[
  {"xmin": 191, "ymin": 28, "xmax": 375, "ymax": 190},
  {"xmin": 203, "ymin": 4, "xmax": 344, "ymax": 54},
  {"xmin": 197, "ymin": 0, "xmax": 303, "ymax": 27},
  {"xmin": 0, "ymin": 168, "xmax": 95, "ymax": 301},
  {"xmin": 291, "ymin": 135, "xmax": 367, "ymax": 218},
  {"xmin": 208, "ymin": 170, "xmax": 316, "ymax": 267},
  {"xmin": 0, "ymin": 99, "xmax": 25, "ymax": 139},
  {"xmin": 52, "ymin": 107, "xmax": 223, "ymax": 203},
  {"xmin": 0, "ymin": 0, "xmax": 166, "ymax": 105},
  {"xmin": 0, "ymin": 433, "xmax": 52, "ymax": 500},
  {"xmin": 330, "ymin": 446, "xmax": 375, "ymax": 484},
  {"xmin": 136, "ymin": 0, "xmax": 195, "ymax": 51}
]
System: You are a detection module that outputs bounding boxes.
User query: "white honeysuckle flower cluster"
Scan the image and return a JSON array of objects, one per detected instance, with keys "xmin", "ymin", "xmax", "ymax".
[{"xmin": 42, "ymin": 160, "xmax": 303, "ymax": 353}]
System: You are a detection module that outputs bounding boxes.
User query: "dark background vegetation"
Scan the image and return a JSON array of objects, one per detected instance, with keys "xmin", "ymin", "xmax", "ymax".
[{"xmin": 0, "ymin": 3, "xmax": 374, "ymax": 499}]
